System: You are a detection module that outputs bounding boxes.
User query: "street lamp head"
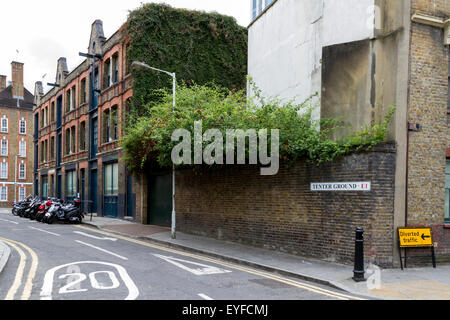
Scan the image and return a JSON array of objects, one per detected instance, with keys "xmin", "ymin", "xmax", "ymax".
[{"xmin": 130, "ymin": 61, "xmax": 149, "ymax": 70}]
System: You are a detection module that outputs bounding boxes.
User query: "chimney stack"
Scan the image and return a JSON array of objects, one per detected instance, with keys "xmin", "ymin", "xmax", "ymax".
[
  {"xmin": 11, "ymin": 61, "xmax": 24, "ymax": 98},
  {"xmin": 0, "ymin": 75, "xmax": 6, "ymax": 91}
]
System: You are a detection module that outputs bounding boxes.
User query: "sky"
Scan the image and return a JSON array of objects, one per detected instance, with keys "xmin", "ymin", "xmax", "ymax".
[{"xmin": 0, "ymin": 0, "xmax": 251, "ymax": 95}]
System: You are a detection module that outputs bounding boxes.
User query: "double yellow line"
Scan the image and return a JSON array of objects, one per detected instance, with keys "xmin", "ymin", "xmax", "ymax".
[
  {"xmin": 76, "ymin": 225, "xmax": 366, "ymax": 301},
  {"xmin": 0, "ymin": 236, "xmax": 39, "ymax": 300}
]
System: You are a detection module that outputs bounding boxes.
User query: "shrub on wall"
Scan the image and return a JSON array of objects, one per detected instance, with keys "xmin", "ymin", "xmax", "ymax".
[{"xmin": 121, "ymin": 83, "xmax": 396, "ymax": 173}]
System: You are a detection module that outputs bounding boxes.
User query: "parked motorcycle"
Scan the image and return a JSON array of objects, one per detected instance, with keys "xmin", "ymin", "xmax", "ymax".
[
  {"xmin": 55, "ymin": 198, "xmax": 84, "ymax": 224},
  {"xmin": 35, "ymin": 200, "xmax": 53, "ymax": 222},
  {"xmin": 12, "ymin": 195, "xmax": 34, "ymax": 217}
]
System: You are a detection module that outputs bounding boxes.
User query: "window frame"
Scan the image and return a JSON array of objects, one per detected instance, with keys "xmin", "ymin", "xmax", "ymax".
[
  {"xmin": 19, "ymin": 119, "xmax": 26, "ymax": 135},
  {"xmin": 19, "ymin": 163, "xmax": 26, "ymax": 180},
  {"xmin": 0, "ymin": 162, "xmax": 7, "ymax": 179},
  {"xmin": 0, "ymin": 186, "xmax": 7, "ymax": 202},
  {"xmin": 19, "ymin": 140, "xmax": 26, "ymax": 158},
  {"xmin": 1, "ymin": 118, "xmax": 8, "ymax": 133},
  {"xmin": 1, "ymin": 139, "xmax": 8, "ymax": 156}
]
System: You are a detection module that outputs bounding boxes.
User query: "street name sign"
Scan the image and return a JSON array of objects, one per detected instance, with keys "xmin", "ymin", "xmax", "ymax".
[
  {"xmin": 311, "ymin": 182, "xmax": 371, "ymax": 192},
  {"xmin": 398, "ymin": 228, "xmax": 433, "ymax": 248}
]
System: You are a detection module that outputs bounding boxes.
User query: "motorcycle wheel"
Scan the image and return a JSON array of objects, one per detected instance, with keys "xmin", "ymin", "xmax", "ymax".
[{"xmin": 12, "ymin": 208, "xmax": 18, "ymax": 216}]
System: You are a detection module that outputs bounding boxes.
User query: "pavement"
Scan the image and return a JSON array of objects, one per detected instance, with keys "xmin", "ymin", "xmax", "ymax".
[{"xmin": 1, "ymin": 209, "xmax": 450, "ymax": 300}]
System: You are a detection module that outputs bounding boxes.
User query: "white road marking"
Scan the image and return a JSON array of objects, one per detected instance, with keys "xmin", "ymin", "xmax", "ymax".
[
  {"xmin": 154, "ymin": 254, "xmax": 232, "ymax": 276},
  {"xmin": 29, "ymin": 226, "xmax": 61, "ymax": 237},
  {"xmin": 73, "ymin": 231, "xmax": 117, "ymax": 241},
  {"xmin": 40, "ymin": 261, "xmax": 139, "ymax": 300},
  {"xmin": 0, "ymin": 218, "xmax": 19, "ymax": 225},
  {"xmin": 75, "ymin": 241, "xmax": 128, "ymax": 261},
  {"xmin": 198, "ymin": 293, "xmax": 214, "ymax": 300}
]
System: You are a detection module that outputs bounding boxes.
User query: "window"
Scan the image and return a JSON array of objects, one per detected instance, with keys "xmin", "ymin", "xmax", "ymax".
[
  {"xmin": 79, "ymin": 121, "xmax": 86, "ymax": 151},
  {"xmin": 65, "ymin": 91, "xmax": 71, "ymax": 113},
  {"xmin": 44, "ymin": 107, "xmax": 48, "ymax": 127},
  {"xmin": 65, "ymin": 128, "xmax": 70, "ymax": 155},
  {"xmin": 0, "ymin": 162, "xmax": 7, "ymax": 179},
  {"xmin": 50, "ymin": 102, "xmax": 55, "ymax": 123},
  {"xmin": 446, "ymin": 160, "xmax": 450, "ymax": 223},
  {"xmin": 252, "ymin": 0, "xmax": 273, "ymax": 19},
  {"xmin": 19, "ymin": 163, "xmax": 25, "ymax": 180},
  {"xmin": 1, "ymin": 139, "xmax": 8, "ymax": 156},
  {"xmin": 80, "ymin": 78, "xmax": 87, "ymax": 105},
  {"xmin": 112, "ymin": 54, "xmax": 119, "ymax": 84},
  {"xmin": 19, "ymin": 187, "xmax": 25, "ymax": 201},
  {"xmin": 71, "ymin": 126, "xmax": 76, "ymax": 154},
  {"xmin": 66, "ymin": 170, "xmax": 77, "ymax": 198},
  {"xmin": 104, "ymin": 162, "xmax": 118, "ymax": 195},
  {"xmin": 103, "ymin": 109, "xmax": 110, "ymax": 143},
  {"xmin": 19, "ymin": 119, "xmax": 26, "ymax": 134},
  {"xmin": 0, "ymin": 186, "xmax": 7, "ymax": 202},
  {"xmin": 41, "ymin": 176, "xmax": 48, "ymax": 199},
  {"xmin": 71, "ymin": 86, "xmax": 76, "ymax": 110},
  {"xmin": 1, "ymin": 117, "xmax": 7, "ymax": 133},
  {"xmin": 111, "ymin": 106, "xmax": 118, "ymax": 141},
  {"xmin": 104, "ymin": 58, "xmax": 111, "ymax": 89},
  {"xmin": 103, "ymin": 107, "xmax": 118, "ymax": 143},
  {"xmin": 50, "ymin": 137, "xmax": 55, "ymax": 161},
  {"xmin": 19, "ymin": 140, "xmax": 26, "ymax": 158}
]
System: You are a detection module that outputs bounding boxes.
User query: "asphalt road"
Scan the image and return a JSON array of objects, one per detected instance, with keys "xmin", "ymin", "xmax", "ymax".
[{"xmin": 0, "ymin": 210, "xmax": 367, "ymax": 301}]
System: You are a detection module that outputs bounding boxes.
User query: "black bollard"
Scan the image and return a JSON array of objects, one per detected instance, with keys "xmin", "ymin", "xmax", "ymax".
[{"xmin": 353, "ymin": 227, "xmax": 366, "ymax": 282}]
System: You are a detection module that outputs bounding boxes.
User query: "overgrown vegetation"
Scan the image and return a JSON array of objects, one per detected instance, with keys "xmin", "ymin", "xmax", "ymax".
[
  {"xmin": 126, "ymin": 3, "xmax": 248, "ymax": 114},
  {"xmin": 121, "ymin": 83, "xmax": 396, "ymax": 173}
]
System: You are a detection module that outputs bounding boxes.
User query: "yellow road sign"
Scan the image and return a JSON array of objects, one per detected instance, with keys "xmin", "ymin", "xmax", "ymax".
[{"xmin": 398, "ymin": 228, "xmax": 433, "ymax": 248}]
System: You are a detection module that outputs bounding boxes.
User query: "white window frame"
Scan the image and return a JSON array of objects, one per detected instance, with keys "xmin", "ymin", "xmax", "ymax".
[
  {"xmin": 19, "ymin": 163, "xmax": 26, "ymax": 180},
  {"xmin": 19, "ymin": 119, "xmax": 26, "ymax": 135},
  {"xmin": 1, "ymin": 162, "xmax": 7, "ymax": 179},
  {"xmin": 0, "ymin": 186, "xmax": 7, "ymax": 202},
  {"xmin": 1, "ymin": 118, "xmax": 8, "ymax": 133},
  {"xmin": 18, "ymin": 186, "xmax": 25, "ymax": 201},
  {"xmin": 19, "ymin": 140, "xmax": 26, "ymax": 158},
  {"xmin": 1, "ymin": 140, "xmax": 7, "ymax": 156}
]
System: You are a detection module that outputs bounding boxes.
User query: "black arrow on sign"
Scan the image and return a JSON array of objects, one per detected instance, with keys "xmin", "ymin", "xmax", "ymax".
[{"xmin": 421, "ymin": 234, "xmax": 431, "ymax": 240}]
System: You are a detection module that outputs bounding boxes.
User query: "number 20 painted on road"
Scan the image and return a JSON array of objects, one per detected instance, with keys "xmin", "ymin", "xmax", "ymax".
[{"xmin": 40, "ymin": 261, "xmax": 139, "ymax": 300}]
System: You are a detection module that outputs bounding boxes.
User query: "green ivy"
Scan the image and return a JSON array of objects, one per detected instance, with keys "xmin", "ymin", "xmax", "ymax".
[{"xmin": 126, "ymin": 3, "xmax": 248, "ymax": 114}]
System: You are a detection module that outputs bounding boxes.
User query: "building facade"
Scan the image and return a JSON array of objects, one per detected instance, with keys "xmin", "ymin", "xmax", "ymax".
[
  {"xmin": 0, "ymin": 62, "xmax": 35, "ymax": 206},
  {"xmin": 33, "ymin": 21, "xmax": 134, "ymax": 219},
  {"xmin": 247, "ymin": 0, "xmax": 450, "ymax": 265}
]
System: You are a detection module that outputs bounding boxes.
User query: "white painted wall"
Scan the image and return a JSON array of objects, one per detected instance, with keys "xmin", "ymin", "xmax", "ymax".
[{"xmin": 248, "ymin": 0, "xmax": 375, "ymax": 120}]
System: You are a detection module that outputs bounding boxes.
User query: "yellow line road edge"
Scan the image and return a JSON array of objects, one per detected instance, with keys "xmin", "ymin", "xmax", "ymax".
[
  {"xmin": 0, "ymin": 236, "xmax": 39, "ymax": 300},
  {"xmin": 75, "ymin": 225, "xmax": 366, "ymax": 301}
]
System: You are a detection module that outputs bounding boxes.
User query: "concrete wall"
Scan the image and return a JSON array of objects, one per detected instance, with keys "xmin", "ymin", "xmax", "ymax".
[{"xmin": 248, "ymin": 0, "xmax": 375, "ymax": 121}]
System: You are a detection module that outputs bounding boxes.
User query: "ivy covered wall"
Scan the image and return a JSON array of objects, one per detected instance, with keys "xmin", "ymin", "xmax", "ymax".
[{"xmin": 126, "ymin": 3, "xmax": 248, "ymax": 107}]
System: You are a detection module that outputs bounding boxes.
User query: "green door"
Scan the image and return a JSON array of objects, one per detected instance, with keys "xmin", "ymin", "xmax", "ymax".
[{"xmin": 147, "ymin": 174, "xmax": 172, "ymax": 227}]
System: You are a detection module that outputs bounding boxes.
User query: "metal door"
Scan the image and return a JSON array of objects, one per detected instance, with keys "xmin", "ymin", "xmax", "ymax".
[{"xmin": 147, "ymin": 174, "xmax": 172, "ymax": 227}]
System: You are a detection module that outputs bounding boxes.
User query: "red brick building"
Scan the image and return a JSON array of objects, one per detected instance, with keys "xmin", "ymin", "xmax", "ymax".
[
  {"xmin": 34, "ymin": 21, "xmax": 134, "ymax": 218},
  {"xmin": 0, "ymin": 62, "xmax": 34, "ymax": 206}
]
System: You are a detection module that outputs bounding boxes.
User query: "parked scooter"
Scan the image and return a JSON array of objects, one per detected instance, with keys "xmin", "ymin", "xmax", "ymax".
[
  {"xmin": 23, "ymin": 196, "xmax": 42, "ymax": 220},
  {"xmin": 12, "ymin": 196, "xmax": 33, "ymax": 216},
  {"xmin": 55, "ymin": 198, "xmax": 84, "ymax": 224},
  {"xmin": 35, "ymin": 200, "xmax": 53, "ymax": 222},
  {"xmin": 43, "ymin": 199, "xmax": 63, "ymax": 224}
]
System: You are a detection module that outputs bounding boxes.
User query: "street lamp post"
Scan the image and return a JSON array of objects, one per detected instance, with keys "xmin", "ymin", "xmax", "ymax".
[{"xmin": 131, "ymin": 61, "xmax": 177, "ymax": 239}]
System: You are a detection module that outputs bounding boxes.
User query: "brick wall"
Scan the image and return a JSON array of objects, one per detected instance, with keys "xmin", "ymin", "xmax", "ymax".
[
  {"xmin": 175, "ymin": 144, "xmax": 397, "ymax": 267},
  {"xmin": 407, "ymin": 0, "xmax": 450, "ymax": 262}
]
